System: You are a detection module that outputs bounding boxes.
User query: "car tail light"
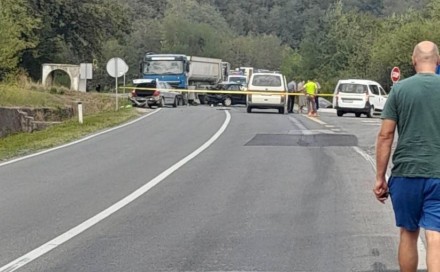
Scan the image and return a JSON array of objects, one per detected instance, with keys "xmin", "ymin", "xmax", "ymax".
[{"xmin": 153, "ymin": 90, "xmax": 160, "ymax": 96}]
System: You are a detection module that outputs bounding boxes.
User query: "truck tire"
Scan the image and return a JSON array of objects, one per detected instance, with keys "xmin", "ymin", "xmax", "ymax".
[
  {"xmin": 278, "ymin": 107, "xmax": 285, "ymax": 114},
  {"xmin": 247, "ymin": 106, "xmax": 252, "ymax": 113}
]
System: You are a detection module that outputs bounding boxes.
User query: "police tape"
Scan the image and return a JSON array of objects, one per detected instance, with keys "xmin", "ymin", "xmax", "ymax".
[{"xmin": 120, "ymin": 86, "xmax": 335, "ymax": 97}]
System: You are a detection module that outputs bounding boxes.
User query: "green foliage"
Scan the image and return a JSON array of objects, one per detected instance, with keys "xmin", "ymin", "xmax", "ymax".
[
  {"xmin": 21, "ymin": 0, "xmax": 132, "ymax": 79},
  {"xmin": 160, "ymin": 0, "xmax": 231, "ymax": 57},
  {"xmin": 223, "ymin": 34, "xmax": 289, "ymax": 70},
  {"xmin": 0, "ymin": 0, "xmax": 438, "ymax": 91},
  {"xmin": 0, "ymin": 108, "xmax": 139, "ymax": 161},
  {"xmin": 0, "ymin": 0, "xmax": 40, "ymax": 79}
]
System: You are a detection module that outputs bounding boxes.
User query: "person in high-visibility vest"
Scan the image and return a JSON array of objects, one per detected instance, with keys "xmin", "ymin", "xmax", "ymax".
[{"xmin": 302, "ymin": 79, "xmax": 318, "ymax": 117}]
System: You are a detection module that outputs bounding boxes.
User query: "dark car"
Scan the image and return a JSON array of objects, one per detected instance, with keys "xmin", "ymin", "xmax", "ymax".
[
  {"xmin": 318, "ymin": 97, "xmax": 333, "ymax": 109},
  {"xmin": 204, "ymin": 82, "xmax": 247, "ymax": 106}
]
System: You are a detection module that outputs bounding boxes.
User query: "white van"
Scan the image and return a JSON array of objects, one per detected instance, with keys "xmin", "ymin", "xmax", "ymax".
[
  {"xmin": 332, "ymin": 79, "xmax": 388, "ymax": 118},
  {"xmin": 246, "ymin": 72, "xmax": 288, "ymax": 114}
]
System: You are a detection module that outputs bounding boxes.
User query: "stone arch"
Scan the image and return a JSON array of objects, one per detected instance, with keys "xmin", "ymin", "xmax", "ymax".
[{"xmin": 42, "ymin": 64, "xmax": 82, "ymax": 92}]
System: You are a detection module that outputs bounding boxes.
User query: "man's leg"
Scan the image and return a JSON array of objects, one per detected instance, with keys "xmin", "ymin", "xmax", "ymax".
[
  {"xmin": 315, "ymin": 95, "xmax": 319, "ymax": 110},
  {"xmin": 288, "ymin": 96, "xmax": 293, "ymax": 113},
  {"xmin": 426, "ymin": 229, "xmax": 440, "ymax": 272},
  {"xmin": 399, "ymin": 228, "xmax": 420, "ymax": 272}
]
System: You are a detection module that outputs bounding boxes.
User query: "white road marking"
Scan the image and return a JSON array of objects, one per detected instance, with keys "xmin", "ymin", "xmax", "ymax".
[
  {"xmin": 0, "ymin": 109, "xmax": 162, "ymax": 168},
  {"xmin": 288, "ymin": 116, "xmax": 313, "ymax": 134},
  {"xmin": 353, "ymin": 147, "xmax": 427, "ymax": 270},
  {"xmin": 0, "ymin": 110, "xmax": 232, "ymax": 272},
  {"xmin": 300, "ymin": 114, "xmax": 327, "ymax": 125}
]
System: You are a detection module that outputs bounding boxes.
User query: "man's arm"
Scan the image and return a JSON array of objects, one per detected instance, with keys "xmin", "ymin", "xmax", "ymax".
[{"xmin": 374, "ymin": 119, "xmax": 396, "ymax": 203}]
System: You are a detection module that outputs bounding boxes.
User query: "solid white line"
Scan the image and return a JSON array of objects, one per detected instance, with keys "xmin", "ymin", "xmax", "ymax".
[
  {"xmin": 0, "ymin": 110, "xmax": 231, "ymax": 272},
  {"xmin": 0, "ymin": 109, "xmax": 162, "ymax": 168}
]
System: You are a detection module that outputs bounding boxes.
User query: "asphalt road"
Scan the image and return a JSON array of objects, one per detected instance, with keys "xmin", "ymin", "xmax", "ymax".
[{"xmin": 0, "ymin": 105, "xmax": 414, "ymax": 272}]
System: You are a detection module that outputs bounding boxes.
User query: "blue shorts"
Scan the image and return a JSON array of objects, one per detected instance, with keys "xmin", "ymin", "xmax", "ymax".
[{"xmin": 389, "ymin": 176, "xmax": 440, "ymax": 231}]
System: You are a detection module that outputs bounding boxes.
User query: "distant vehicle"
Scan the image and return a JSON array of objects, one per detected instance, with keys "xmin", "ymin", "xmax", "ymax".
[
  {"xmin": 204, "ymin": 82, "xmax": 247, "ymax": 106},
  {"xmin": 246, "ymin": 72, "xmax": 288, "ymax": 114},
  {"xmin": 239, "ymin": 67, "xmax": 254, "ymax": 83},
  {"xmin": 139, "ymin": 53, "xmax": 230, "ymax": 104},
  {"xmin": 318, "ymin": 97, "xmax": 333, "ymax": 109},
  {"xmin": 332, "ymin": 79, "xmax": 387, "ymax": 118},
  {"xmin": 227, "ymin": 75, "xmax": 247, "ymax": 85},
  {"xmin": 129, "ymin": 79, "xmax": 184, "ymax": 108}
]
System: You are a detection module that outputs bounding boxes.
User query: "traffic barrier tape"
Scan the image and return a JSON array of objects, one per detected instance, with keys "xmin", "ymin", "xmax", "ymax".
[{"xmin": 120, "ymin": 86, "xmax": 335, "ymax": 96}]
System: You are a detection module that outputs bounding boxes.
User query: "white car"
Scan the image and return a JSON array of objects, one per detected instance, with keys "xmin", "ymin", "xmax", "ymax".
[
  {"xmin": 129, "ymin": 79, "xmax": 184, "ymax": 108},
  {"xmin": 246, "ymin": 72, "xmax": 288, "ymax": 114},
  {"xmin": 332, "ymin": 79, "xmax": 387, "ymax": 118}
]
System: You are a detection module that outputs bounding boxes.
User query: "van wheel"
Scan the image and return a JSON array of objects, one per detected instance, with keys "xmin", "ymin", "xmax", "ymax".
[
  {"xmin": 355, "ymin": 113, "xmax": 361, "ymax": 118},
  {"xmin": 279, "ymin": 108, "xmax": 285, "ymax": 114},
  {"xmin": 247, "ymin": 106, "xmax": 252, "ymax": 113},
  {"xmin": 337, "ymin": 110, "xmax": 344, "ymax": 117},
  {"xmin": 367, "ymin": 106, "xmax": 374, "ymax": 118}
]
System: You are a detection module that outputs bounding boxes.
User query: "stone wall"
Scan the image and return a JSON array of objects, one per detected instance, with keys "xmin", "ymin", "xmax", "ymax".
[{"xmin": 0, "ymin": 107, "xmax": 74, "ymax": 138}]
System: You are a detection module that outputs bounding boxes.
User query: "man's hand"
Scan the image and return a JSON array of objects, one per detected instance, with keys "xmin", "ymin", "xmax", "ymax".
[{"xmin": 373, "ymin": 176, "xmax": 389, "ymax": 204}]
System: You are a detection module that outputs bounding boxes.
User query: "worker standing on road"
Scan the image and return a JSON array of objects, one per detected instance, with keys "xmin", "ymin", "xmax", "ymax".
[
  {"xmin": 374, "ymin": 40, "xmax": 440, "ymax": 272},
  {"xmin": 287, "ymin": 80, "xmax": 297, "ymax": 113},
  {"xmin": 302, "ymin": 79, "xmax": 318, "ymax": 117},
  {"xmin": 297, "ymin": 81, "xmax": 306, "ymax": 113},
  {"xmin": 314, "ymin": 80, "xmax": 321, "ymax": 111}
]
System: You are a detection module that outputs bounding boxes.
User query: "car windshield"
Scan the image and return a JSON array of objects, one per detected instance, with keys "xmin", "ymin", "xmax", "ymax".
[
  {"xmin": 252, "ymin": 75, "xmax": 282, "ymax": 87},
  {"xmin": 228, "ymin": 76, "xmax": 246, "ymax": 84},
  {"xmin": 143, "ymin": 60, "xmax": 184, "ymax": 75},
  {"xmin": 338, "ymin": 83, "xmax": 368, "ymax": 94}
]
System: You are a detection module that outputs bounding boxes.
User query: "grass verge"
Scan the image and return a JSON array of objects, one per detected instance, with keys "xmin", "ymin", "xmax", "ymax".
[{"xmin": 0, "ymin": 108, "xmax": 142, "ymax": 162}]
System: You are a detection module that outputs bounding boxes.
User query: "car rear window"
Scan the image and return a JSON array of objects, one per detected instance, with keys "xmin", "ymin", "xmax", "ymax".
[
  {"xmin": 337, "ymin": 83, "xmax": 368, "ymax": 94},
  {"xmin": 251, "ymin": 75, "xmax": 282, "ymax": 87}
]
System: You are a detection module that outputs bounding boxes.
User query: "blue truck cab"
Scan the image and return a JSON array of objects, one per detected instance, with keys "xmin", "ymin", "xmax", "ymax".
[{"xmin": 140, "ymin": 54, "xmax": 190, "ymax": 89}]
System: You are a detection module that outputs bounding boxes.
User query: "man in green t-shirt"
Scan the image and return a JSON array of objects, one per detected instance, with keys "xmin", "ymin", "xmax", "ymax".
[{"xmin": 374, "ymin": 40, "xmax": 440, "ymax": 272}]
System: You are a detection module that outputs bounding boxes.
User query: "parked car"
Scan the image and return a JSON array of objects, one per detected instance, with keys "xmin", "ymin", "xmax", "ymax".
[
  {"xmin": 204, "ymin": 82, "xmax": 247, "ymax": 106},
  {"xmin": 318, "ymin": 97, "xmax": 333, "ymax": 109},
  {"xmin": 129, "ymin": 79, "xmax": 184, "ymax": 108},
  {"xmin": 246, "ymin": 72, "xmax": 288, "ymax": 114},
  {"xmin": 332, "ymin": 79, "xmax": 387, "ymax": 118}
]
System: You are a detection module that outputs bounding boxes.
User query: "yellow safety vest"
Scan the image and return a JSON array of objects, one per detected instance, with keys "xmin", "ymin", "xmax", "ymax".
[{"xmin": 304, "ymin": 81, "xmax": 317, "ymax": 95}]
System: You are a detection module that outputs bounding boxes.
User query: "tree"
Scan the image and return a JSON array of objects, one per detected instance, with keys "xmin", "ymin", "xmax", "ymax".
[
  {"xmin": 160, "ymin": 0, "xmax": 231, "ymax": 57},
  {"xmin": 21, "ymin": 0, "xmax": 132, "ymax": 80},
  {"xmin": 0, "ymin": 0, "xmax": 40, "ymax": 79}
]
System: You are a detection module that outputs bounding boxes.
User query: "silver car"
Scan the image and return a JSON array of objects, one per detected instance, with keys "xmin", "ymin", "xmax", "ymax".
[{"xmin": 129, "ymin": 79, "xmax": 184, "ymax": 108}]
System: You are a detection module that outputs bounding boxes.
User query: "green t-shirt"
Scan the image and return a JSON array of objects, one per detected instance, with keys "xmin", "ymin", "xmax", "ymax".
[{"xmin": 381, "ymin": 73, "xmax": 440, "ymax": 178}]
